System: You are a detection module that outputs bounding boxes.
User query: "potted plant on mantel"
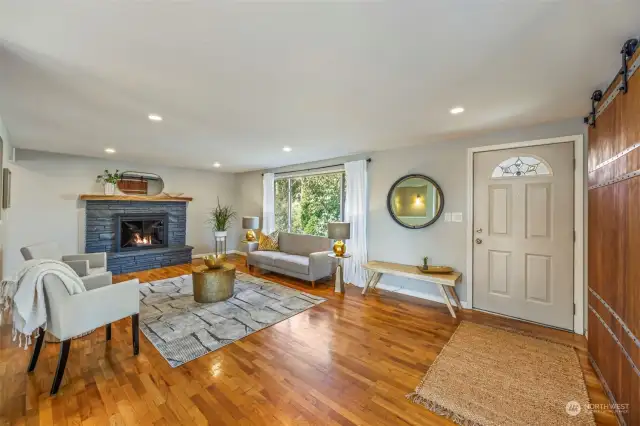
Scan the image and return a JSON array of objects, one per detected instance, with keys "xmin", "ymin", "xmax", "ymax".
[
  {"xmin": 96, "ymin": 169, "xmax": 122, "ymax": 195},
  {"xmin": 207, "ymin": 197, "xmax": 237, "ymax": 255}
]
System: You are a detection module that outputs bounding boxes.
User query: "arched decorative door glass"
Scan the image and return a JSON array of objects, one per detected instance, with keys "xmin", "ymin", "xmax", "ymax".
[{"xmin": 491, "ymin": 155, "xmax": 552, "ymax": 178}]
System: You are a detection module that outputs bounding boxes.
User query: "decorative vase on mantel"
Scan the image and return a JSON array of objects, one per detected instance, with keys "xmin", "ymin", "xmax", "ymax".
[{"xmin": 104, "ymin": 182, "xmax": 116, "ymax": 195}]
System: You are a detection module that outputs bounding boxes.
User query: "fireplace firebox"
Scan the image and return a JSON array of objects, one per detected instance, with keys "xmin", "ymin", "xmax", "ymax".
[{"xmin": 115, "ymin": 213, "xmax": 169, "ymax": 252}]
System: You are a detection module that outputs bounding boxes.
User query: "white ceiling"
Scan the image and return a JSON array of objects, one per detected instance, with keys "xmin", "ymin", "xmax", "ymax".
[{"xmin": 0, "ymin": 1, "xmax": 639, "ymax": 173}]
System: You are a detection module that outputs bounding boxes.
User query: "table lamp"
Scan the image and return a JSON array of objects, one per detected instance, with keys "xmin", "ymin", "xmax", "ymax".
[
  {"xmin": 242, "ymin": 216, "xmax": 259, "ymax": 242},
  {"xmin": 328, "ymin": 222, "xmax": 350, "ymax": 257}
]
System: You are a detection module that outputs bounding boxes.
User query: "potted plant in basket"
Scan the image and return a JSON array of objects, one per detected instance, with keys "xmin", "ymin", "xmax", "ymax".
[
  {"xmin": 207, "ymin": 197, "xmax": 237, "ymax": 255},
  {"xmin": 96, "ymin": 169, "xmax": 121, "ymax": 195}
]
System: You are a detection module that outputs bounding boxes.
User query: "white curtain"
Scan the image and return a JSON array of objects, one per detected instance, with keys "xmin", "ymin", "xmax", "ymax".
[
  {"xmin": 344, "ymin": 160, "xmax": 368, "ymax": 287},
  {"xmin": 262, "ymin": 173, "xmax": 276, "ymax": 234}
]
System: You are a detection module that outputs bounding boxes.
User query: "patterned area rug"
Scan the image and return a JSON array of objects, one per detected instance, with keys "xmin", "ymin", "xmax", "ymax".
[
  {"xmin": 407, "ymin": 322, "xmax": 596, "ymax": 426},
  {"xmin": 138, "ymin": 272, "xmax": 326, "ymax": 367}
]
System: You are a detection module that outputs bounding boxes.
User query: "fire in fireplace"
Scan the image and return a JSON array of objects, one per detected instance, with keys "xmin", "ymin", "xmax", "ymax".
[{"xmin": 115, "ymin": 213, "xmax": 169, "ymax": 252}]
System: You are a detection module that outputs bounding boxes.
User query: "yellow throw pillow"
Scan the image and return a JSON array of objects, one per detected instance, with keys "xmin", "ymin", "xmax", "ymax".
[{"xmin": 258, "ymin": 230, "xmax": 280, "ymax": 251}]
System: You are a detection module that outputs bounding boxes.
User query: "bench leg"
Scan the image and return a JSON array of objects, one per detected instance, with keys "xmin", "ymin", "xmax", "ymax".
[
  {"xmin": 447, "ymin": 286, "xmax": 463, "ymax": 310},
  {"xmin": 437, "ymin": 284, "xmax": 456, "ymax": 318},
  {"xmin": 362, "ymin": 272, "xmax": 381, "ymax": 295}
]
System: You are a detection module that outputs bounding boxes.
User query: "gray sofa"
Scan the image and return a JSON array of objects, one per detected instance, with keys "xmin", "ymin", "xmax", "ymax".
[{"xmin": 247, "ymin": 232, "xmax": 335, "ymax": 288}]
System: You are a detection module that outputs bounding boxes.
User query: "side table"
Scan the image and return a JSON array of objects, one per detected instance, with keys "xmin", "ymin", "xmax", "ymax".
[
  {"xmin": 192, "ymin": 263, "xmax": 236, "ymax": 303},
  {"xmin": 328, "ymin": 253, "xmax": 351, "ymax": 293}
]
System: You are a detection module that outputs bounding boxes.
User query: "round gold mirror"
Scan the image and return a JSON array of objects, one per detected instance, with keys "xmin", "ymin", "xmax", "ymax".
[{"xmin": 387, "ymin": 174, "xmax": 444, "ymax": 229}]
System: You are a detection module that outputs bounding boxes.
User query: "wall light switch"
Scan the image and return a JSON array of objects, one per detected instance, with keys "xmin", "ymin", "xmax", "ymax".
[
  {"xmin": 444, "ymin": 212, "xmax": 452, "ymax": 222},
  {"xmin": 452, "ymin": 212, "xmax": 463, "ymax": 222}
]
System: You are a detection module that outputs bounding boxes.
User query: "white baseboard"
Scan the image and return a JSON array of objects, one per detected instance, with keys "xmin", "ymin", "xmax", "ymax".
[
  {"xmin": 373, "ymin": 282, "xmax": 469, "ymax": 309},
  {"xmin": 193, "ymin": 250, "xmax": 244, "ymax": 259}
]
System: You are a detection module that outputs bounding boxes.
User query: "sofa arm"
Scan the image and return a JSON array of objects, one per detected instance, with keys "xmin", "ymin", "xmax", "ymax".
[
  {"xmin": 81, "ymin": 271, "xmax": 113, "ymax": 291},
  {"xmin": 63, "ymin": 253, "xmax": 106, "ymax": 268},
  {"xmin": 60, "ymin": 279, "xmax": 140, "ymax": 340},
  {"xmin": 64, "ymin": 260, "xmax": 89, "ymax": 277},
  {"xmin": 309, "ymin": 251, "xmax": 334, "ymax": 280}
]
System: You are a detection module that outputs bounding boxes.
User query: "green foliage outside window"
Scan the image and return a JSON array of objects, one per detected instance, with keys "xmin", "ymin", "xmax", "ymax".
[{"xmin": 274, "ymin": 172, "xmax": 344, "ymax": 237}]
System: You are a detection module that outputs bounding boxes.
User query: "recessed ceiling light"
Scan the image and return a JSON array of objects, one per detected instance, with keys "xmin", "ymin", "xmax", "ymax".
[
  {"xmin": 283, "ymin": 146, "xmax": 292, "ymax": 152},
  {"xmin": 213, "ymin": 162, "xmax": 221, "ymax": 168},
  {"xmin": 450, "ymin": 107, "xmax": 465, "ymax": 115},
  {"xmin": 104, "ymin": 148, "xmax": 116, "ymax": 154},
  {"xmin": 148, "ymin": 114, "xmax": 163, "ymax": 121}
]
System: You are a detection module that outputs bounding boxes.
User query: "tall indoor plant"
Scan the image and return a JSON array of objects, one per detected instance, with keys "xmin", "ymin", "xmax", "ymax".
[
  {"xmin": 96, "ymin": 169, "xmax": 121, "ymax": 195},
  {"xmin": 208, "ymin": 198, "xmax": 237, "ymax": 255}
]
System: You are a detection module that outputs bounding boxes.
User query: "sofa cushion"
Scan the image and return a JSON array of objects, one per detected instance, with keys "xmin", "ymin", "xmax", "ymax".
[
  {"xmin": 278, "ymin": 232, "xmax": 331, "ymax": 257},
  {"xmin": 248, "ymin": 250, "xmax": 283, "ymax": 266},
  {"xmin": 273, "ymin": 253, "xmax": 309, "ymax": 275}
]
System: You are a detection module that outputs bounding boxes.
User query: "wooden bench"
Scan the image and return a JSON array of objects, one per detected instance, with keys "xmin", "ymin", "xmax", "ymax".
[{"xmin": 362, "ymin": 261, "xmax": 463, "ymax": 318}]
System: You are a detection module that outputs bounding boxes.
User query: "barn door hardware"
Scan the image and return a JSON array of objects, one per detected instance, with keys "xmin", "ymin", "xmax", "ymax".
[
  {"xmin": 584, "ymin": 90, "xmax": 603, "ymax": 127},
  {"xmin": 620, "ymin": 38, "xmax": 638, "ymax": 94}
]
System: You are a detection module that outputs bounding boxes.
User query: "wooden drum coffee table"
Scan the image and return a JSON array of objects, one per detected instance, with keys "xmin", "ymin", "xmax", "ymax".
[{"xmin": 192, "ymin": 263, "xmax": 236, "ymax": 303}]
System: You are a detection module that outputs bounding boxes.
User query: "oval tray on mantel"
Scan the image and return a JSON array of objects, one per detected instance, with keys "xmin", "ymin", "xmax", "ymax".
[{"xmin": 417, "ymin": 265, "xmax": 454, "ymax": 274}]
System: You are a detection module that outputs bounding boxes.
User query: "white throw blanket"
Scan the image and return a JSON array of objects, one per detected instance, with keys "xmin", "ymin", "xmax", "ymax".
[{"xmin": 0, "ymin": 260, "xmax": 86, "ymax": 348}]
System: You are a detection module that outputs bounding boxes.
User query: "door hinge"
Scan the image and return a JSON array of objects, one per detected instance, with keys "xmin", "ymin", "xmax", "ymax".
[
  {"xmin": 573, "ymin": 230, "xmax": 576, "ymax": 242},
  {"xmin": 573, "ymin": 158, "xmax": 576, "ymax": 170},
  {"xmin": 573, "ymin": 303, "xmax": 576, "ymax": 315}
]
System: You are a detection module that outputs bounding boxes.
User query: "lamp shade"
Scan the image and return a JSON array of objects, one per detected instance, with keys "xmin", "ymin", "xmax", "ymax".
[
  {"xmin": 328, "ymin": 222, "xmax": 350, "ymax": 240},
  {"xmin": 242, "ymin": 216, "xmax": 259, "ymax": 229}
]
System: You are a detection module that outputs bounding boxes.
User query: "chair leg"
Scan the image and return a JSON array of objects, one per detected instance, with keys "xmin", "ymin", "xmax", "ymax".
[
  {"xmin": 132, "ymin": 314, "xmax": 139, "ymax": 356},
  {"xmin": 50, "ymin": 339, "xmax": 71, "ymax": 395},
  {"xmin": 106, "ymin": 323, "xmax": 111, "ymax": 341},
  {"xmin": 27, "ymin": 328, "xmax": 45, "ymax": 373}
]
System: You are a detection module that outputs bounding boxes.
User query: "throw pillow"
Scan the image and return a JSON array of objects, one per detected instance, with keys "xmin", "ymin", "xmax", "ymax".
[{"xmin": 258, "ymin": 230, "xmax": 280, "ymax": 251}]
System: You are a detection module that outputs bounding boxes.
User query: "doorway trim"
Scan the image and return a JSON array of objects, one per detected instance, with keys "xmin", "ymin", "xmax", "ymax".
[{"xmin": 465, "ymin": 134, "xmax": 585, "ymax": 334}]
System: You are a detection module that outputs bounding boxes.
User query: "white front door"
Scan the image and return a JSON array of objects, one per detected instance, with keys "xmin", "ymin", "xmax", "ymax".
[{"xmin": 473, "ymin": 142, "xmax": 574, "ymax": 330}]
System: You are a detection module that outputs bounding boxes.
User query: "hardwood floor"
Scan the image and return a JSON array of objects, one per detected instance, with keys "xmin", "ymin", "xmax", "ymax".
[{"xmin": 0, "ymin": 255, "xmax": 616, "ymax": 425}]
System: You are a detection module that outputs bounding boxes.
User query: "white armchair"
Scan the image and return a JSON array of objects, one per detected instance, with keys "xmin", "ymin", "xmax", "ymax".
[
  {"xmin": 21, "ymin": 242, "xmax": 107, "ymax": 277},
  {"xmin": 27, "ymin": 271, "xmax": 140, "ymax": 395}
]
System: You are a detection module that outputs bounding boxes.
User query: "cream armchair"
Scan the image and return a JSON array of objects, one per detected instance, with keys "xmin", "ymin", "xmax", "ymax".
[
  {"xmin": 21, "ymin": 242, "xmax": 107, "ymax": 277},
  {"xmin": 27, "ymin": 272, "xmax": 140, "ymax": 395}
]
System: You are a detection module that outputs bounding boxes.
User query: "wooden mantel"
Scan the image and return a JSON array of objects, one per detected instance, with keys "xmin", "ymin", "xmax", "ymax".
[{"xmin": 79, "ymin": 194, "xmax": 193, "ymax": 202}]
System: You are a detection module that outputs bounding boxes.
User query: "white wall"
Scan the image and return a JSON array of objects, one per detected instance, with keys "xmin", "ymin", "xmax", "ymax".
[
  {"xmin": 4, "ymin": 149, "xmax": 241, "ymax": 276},
  {"xmin": 236, "ymin": 118, "xmax": 587, "ymax": 306},
  {"xmin": 0, "ymin": 114, "xmax": 13, "ymax": 279}
]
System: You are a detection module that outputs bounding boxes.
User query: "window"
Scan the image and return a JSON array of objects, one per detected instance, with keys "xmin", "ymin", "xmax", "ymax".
[
  {"xmin": 274, "ymin": 171, "xmax": 345, "ymax": 237},
  {"xmin": 491, "ymin": 155, "xmax": 551, "ymax": 178}
]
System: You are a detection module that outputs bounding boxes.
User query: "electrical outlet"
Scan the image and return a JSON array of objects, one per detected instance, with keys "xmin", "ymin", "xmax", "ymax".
[
  {"xmin": 452, "ymin": 212, "xmax": 463, "ymax": 222},
  {"xmin": 444, "ymin": 212, "xmax": 452, "ymax": 222}
]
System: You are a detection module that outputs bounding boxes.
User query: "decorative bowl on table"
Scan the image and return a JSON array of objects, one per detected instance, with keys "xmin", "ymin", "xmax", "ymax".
[
  {"xmin": 418, "ymin": 265, "xmax": 454, "ymax": 274},
  {"xmin": 203, "ymin": 254, "xmax": 226, "ymax": 269}
]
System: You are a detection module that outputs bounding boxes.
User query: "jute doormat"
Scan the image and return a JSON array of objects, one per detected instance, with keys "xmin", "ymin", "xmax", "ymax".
[{"xmin": 407, "ymin": 321, "xmax": 596, "ymax": 426}]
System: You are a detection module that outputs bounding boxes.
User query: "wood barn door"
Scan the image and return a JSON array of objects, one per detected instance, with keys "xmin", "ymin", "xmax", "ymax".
[{"xmin": 587, "ymin": 42, "xmax": 640, "ymax": 425}]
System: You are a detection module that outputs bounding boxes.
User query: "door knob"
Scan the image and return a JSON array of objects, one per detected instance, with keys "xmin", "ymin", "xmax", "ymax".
[{"xmin": 475, "ymin": 238, "xmax": 483, "ymax": 244}]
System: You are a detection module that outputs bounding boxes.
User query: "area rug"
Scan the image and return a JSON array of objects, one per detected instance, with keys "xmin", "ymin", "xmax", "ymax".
[
  {"xmin": 138, "ymin": 272, "xmax": 326, "ymax": 367},
  {"xmin": 407, "ymin": 321, "xmax": 596, "ymax": 426}
]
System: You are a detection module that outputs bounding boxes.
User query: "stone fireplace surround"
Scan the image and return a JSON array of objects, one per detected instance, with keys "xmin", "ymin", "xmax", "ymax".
[{"xmin": 85, "ymin": 199, "xmax": 193, "ymax": 274}]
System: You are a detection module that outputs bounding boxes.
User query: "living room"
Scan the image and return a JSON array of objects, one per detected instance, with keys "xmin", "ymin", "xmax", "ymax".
[{"xmin": 0, "ymin": 2, "xmax": 639, "ymax": 425}]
